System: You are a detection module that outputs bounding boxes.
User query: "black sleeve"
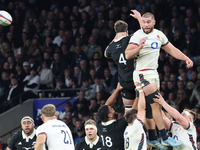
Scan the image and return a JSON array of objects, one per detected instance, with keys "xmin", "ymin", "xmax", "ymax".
[
  {"xmin": 75, "ymin": 139, "xmax": 82, "ymax": 150},
  {"xmin": 8, "ymin": 132, "xmax": 19, "ymax": 149},
  {"xmin": 117, "ymin": 117, "xmax": 128, "ymax": 129},
  {"xmin": 26, "ymin": 83, "xmax": 38, "ymax": 88},
  {"xmin": 106, "ymin": 45, "xmax": 112, "ymax": 58},
  {"xmin": 23, "ymin": 80, "xmax": 29, "ymax": 86}
]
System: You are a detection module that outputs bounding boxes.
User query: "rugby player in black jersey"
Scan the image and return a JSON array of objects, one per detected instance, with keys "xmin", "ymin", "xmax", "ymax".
[
  {"xmin": 104, "ymin": 10, "xmax": 142, "ymax": 113},
  {"xmin": 97, "ymin": 83, "xmax": 127, "ymax": 150}
]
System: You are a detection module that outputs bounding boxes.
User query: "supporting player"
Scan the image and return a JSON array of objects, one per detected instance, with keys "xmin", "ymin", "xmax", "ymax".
[
  {"xmin": 154, "ymin": 93, "xmax": 197, "ymax": 150},
  {"xmin": 75, "ymin": 119, "xmax": 102, "ymax": 150},
  {"xmin": 104, "ymin": 10, "xmax": 142, "ymax": 113},
  {"xmin": 34, "ymin": 104, "xmax": 74, "ymax": 150},
  {"xmin": 125, "ymin": 12, "xmax": 190, "ymax": 147},
  {"xmin": 6, "ymin": 116, "xmax": 36, "ymax": 150},
  {"xmin": 97, "ymin": 83, "xmax": 127, "ymax": 150},
  {"xmin": 124, "ymin": 81, "xmax": 148, "ymax": 150}
]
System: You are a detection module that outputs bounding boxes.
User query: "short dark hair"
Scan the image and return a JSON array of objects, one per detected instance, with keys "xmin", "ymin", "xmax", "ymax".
[
  {"xmin": 142, "ymin": 12, "xmax": 155, "ymax": 20},
  {"xmin": 98, "ymin": 105, "xmax": 109, "ymax": 122},
  {"xmin": 114, "ymin": 20, "xmax": 128, "ymax": 33},
  {"xmin": 125, "ymin": 109, "xmax": 138, "ymax": 123}
]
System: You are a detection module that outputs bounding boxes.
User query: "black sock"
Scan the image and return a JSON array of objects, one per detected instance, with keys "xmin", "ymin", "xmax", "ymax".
[
  {"xmin": 159, "ymin": 128, "xmax": 169, "ymax": 141},
  {"xmin": 148, "ymin": 129, "xmax": 157, "ymax": 141}
]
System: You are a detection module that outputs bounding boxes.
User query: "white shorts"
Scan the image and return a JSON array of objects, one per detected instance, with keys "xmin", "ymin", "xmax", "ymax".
[{"xmin": 133, "ymin": 70, "xmax": 160, "ymax": 88}]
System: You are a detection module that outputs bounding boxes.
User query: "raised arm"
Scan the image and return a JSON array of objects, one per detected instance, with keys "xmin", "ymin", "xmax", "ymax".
[
  {"xmin": 130, "ymin": 10, "xmax": 142, "ymax": 29},
  {"xmin": 161, "ymin": 111, "xmax": 172, "ymax": 130},
  {"xmin": 105, "ymin": 82, "xmax": 123, "ymax": 107},
  {"xmin": 162, "ymin": 42, "xmax": 193, "ymax": 68},
  {"xmin": 125, "ymin": 37, "xmax": 146, "ymax": 59},
  {"xmin": 135, "ymin": 82, "xmax": 145, "ymax": 123},
  {"xmin": 153, "ymin": 93, "xmax": 189, "ymax": 129}
]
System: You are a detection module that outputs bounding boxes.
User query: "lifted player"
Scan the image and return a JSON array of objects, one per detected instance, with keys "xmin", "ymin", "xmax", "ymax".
[
  {"xmin": 154, "ymin": 93, "xmax": 197, "ymax": 150},
  {"xmin": 125, "ymin": 12, "xmax": 191, "ymax": 148},
  {"xmin": 104, "ymin": 10, "xmax": 142, "ymax": 113}
]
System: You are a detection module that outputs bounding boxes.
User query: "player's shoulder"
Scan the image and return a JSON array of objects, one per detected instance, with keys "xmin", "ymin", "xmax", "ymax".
[
  {"xmin": 154, "ymin": 29, "xmax": 165, "ymax": 35},
  {"xmin": 12, "ymin": 130, "xmax": 22, "ymax": 138},
  {"xmin": 76, "ymin": 137, "xmax": 85, "ymax": 144}
]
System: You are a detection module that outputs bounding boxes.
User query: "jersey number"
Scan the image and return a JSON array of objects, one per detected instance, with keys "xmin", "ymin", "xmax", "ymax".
[
  {"xmin": 101, "ymin": 135, "xmax": 113, "ymax": 147},
  {"xmin": 119, "ymin": 53, "xmax": 126, "ymax": 65},
  {"xmin": 125, "ymin": 137, "xmax": 129, "ymax": 149},
  {"xmin": 61, "ymin": 130, "xmax": 72, "ymax": 144}
]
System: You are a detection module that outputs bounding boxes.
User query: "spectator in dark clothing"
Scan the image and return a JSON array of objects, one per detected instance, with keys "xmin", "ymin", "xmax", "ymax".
[
  {"xmin": 22, "ymin": 61, "xmax": 30, "ymax": 77},
  {"xmin": 53, "ymin": 77, "xmax": 67, "ymax": 98},
  {"xmin": 71, "ymin": 46, "xmax": 88, "ymax": 69},
  {"xmin": 0, "ymin": 70, "xmax": 10, "ymax": 93},
  {"xmin": 68, "ymin": 77, "xmax": 80, "ymax": 97},
  {"xmin": 99, "ymin": 84, "xmax": 110, "ymax": 100},
  {"xmin": 42, "ymin": 51, "xmax": 53, "ymax": 68},
  {"xmin": 61, "ymin": 44, "xmax": 73, "ymax": 69},
  {"xmin": 50, "ymin": 52, "xmax": 66, "ymax": 78},
  {"xmin": 93, "ymin": 59, "xmax": 104, "ymax": 78},
  {"xmin": 74, "ymin": 65, "xmax": 88, "ymax": 86},
  {"xmin": 2, "ymin": 76, "xmax": 23, "ymax": 112},
  {"xmin": 89, "ymin": 99, "xmax": 99, "ymax": 114},
  {"xmin": 73, "ymin": 91, "xmax": 90, "ymax": 113},
  {"xmin": 15, "ymin": 63, "xmax": 26, "ymax": 83}
]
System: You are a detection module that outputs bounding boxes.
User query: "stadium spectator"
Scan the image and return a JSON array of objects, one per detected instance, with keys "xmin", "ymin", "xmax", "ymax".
[{"xmin": 39, "ymin": 61, "xmax": 54, "ymax": 89}]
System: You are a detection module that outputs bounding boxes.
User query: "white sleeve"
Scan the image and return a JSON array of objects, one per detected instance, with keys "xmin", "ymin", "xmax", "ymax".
[
  {"xmin": 129, "ymin": 30, "xmax": 140, "ymax": 46},
  {"xmin": 160, "ymin": 31, "xmax": 169, "ymax": 46},
  {"xmin": 36, "ymin": 125, "xmax": 46, "ymax": 136}
]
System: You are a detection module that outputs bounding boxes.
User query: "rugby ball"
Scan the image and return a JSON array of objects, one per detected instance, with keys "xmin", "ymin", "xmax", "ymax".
[{"xmin": 0, "ymin": 10, "xmax": 12, "ymax": 26}]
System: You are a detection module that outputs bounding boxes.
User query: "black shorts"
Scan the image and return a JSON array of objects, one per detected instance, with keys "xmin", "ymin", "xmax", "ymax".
[
  {"xmin": 146, "ymin": 101, "xmax": 153, "ymax": 119},
  {"xmin": 121, "ymin": 88, "xmax": 136, "ymax": 100},
  {"xmin": 120, "ymin": 81, "xmax": 135, "ymax": 100}
]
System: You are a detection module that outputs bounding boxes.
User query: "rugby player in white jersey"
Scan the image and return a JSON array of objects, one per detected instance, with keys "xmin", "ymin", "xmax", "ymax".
[
  {"xmin": 125, "ymin": 12, "xmax": 192, "ymax": 147},
  {"xmin": 154, "ymin": 93, "xmax": 197, "ymax": 150},
  {"xmin": 34, "ymin": 104, "xmax": 74, "ymax": 150},
  {"xmin": 124, "ymin": 82, "xmax": 148, "ymax": 150}
]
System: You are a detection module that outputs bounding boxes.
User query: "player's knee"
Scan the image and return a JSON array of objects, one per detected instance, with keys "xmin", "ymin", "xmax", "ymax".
[{"xmin": 145, "ymin": 90, "xmax": 159, "ymax": 104}]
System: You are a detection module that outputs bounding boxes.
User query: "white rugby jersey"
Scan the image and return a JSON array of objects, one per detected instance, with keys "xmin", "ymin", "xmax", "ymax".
[
  {"xmin": 123, "ymin": 118, "xmax": 147, "ymax": 150},
  {"xmin": 170, "ymin": 121, "xmax": 197, "ymax": 150},
  {"xmin": 36, "ymin": 119, "xmax": 74, "ymax": 150},
  {"xmin": 129, "ymin": 29, "xmax": 168, "ymax": 71}
]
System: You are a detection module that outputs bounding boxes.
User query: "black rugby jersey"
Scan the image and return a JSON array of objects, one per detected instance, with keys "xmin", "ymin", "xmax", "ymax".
[
  {"xmin": 75, "ymin": 136, "xmax": 102, "ymax": 150},
  {"xmin": 106, "ymin": 35, "xmax": 136, "ymax": 90},
  {"xmin": 8, "ymin": 130, "xmax": 36, "ymax": 150},
  {"xmin": 96, "ymin": 117, "xmax": 128, "ymax": 150}
]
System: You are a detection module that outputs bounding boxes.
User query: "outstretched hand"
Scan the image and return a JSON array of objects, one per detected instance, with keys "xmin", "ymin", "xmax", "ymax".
[
  {"xmin": 116, "ymin": 82, "xmax": 123, "ymax": 91},
  {"xmin": 186, "ymin": 58, "xmax": 193, "ymax": 68},
  {"xmin": 153, "ymin": 93, "xmax": 165, "ymax": 106},
  {"xmin": 130, "ymin": 10, "xmax": 141, "ymax": 20}
]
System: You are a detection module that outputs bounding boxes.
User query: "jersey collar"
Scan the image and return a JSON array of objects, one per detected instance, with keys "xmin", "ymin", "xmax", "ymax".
[
  {"xmin": 114, "ymin": 36, "xmax": 126, "ymax": 42},
  {"xmin": 22, "ymin": 129, "xmax": 36, "ymax": 142},
  {"xmin": 85, "ymin": 136, "xmax": 99, "ymax": 148},
  {"xmin": 102, "ymin": 119, "xmax": 116, "ymax": 126}
]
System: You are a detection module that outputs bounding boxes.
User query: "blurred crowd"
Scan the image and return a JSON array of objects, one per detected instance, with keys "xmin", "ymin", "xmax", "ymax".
[{"xmin": 0, "ymin": 0, "xmax": 200, "ymax": 147}]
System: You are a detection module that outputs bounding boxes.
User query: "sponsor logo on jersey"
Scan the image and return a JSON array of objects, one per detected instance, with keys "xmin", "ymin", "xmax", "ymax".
[
  {"xmin": 18, "ymin": 142, "xmax": 22, "ymax": 145},
  {"xmin": 102, "ymin": 128, "xmax": 107, "ymax": 132},
  {"xmin": 116, "ymin": 44, "xmax": 121, "ymax": 49},
  {"xmin": 97, "ymin": 148, "xmax": 101, "ymax": 150},
  {"xmin": 32, "ymin": 141, "xmax": 36, "ymax": 145}
]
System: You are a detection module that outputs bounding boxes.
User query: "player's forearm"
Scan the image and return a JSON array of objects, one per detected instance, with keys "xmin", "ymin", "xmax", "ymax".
[
  {"xmin": 125, "ymin": 45, "xmax": 141, "ymax": 59},
  {"xmin": 163, "ymin": 43, "xmax": 189, "ymax": 61},
  {"xmin": 138, "ymin": 91, "xmax": 145, "ymax": 111},
  {"xmin": 34, "ymin": 143, "xmax": 44, "ymax": 150},
  {"xmin": 105, "ymin": 88, "xmax": 120, "ymax": 107},
  {"xmin": 162, "ymin": 101, "xmax": 181, "ymax": 121}
]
